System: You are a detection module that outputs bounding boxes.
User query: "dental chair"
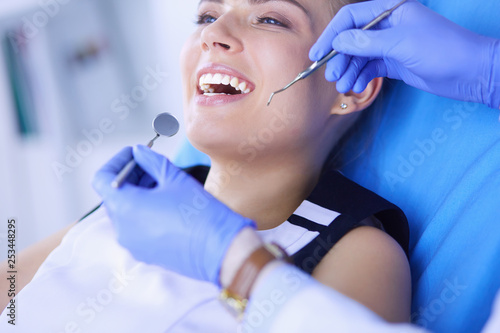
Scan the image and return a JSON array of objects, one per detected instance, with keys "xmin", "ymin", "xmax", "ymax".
[{"xmin": 174, "ymin": 1, "xmax": 500, "ymax": 332}]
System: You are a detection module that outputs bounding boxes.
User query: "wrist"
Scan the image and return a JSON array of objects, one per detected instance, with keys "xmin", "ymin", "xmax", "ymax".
[
  {"xmin": 219, "ymin": 242, "xmax": 290, "ymax": 320},
  {"xmin": 250, "ymin": 260, "xmax": 287, "ymax": 295},
  {"xmin": 220, "ymin": 227, "xmax": 263, "ymax": 288}
]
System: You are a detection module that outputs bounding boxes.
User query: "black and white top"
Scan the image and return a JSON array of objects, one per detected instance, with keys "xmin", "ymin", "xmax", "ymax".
[
  {"xmin": 7, "ymin": 165, "xmax": 409, "ymax": 333},
  {"xmin": 185, "ymin": 165, "xmax": 409, "ymax": 274}
]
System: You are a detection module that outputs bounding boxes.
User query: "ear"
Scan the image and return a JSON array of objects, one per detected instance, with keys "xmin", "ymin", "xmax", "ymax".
[{"xmin": 330, "ymin": 77, "xmax": 384, "ymax": 115}]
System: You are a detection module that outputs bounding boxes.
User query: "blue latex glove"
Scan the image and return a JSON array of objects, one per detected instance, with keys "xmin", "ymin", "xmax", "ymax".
[
  {"xmin": 310, "ymin": 0, "xmax": 500, "ymax": 109},
  {"xmin": 93, "ymin": 146, "xmax": 256, "ymax": 285}
]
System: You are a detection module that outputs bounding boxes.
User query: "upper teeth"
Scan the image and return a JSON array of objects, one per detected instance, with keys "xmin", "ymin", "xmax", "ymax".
[{"xmin": 199, "ymin": 73, "xmax": 251, "ymax": 94}]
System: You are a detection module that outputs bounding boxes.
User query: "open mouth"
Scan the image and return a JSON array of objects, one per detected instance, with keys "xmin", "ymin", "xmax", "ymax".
[{"xmin": 198, "ymin": 73, "xmax": 252, "ymax": 96}]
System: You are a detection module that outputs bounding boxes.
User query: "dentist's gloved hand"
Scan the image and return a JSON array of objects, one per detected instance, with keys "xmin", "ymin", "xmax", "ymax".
[
  {"xmin": 310, "ymin": 0, "xmax": 500, "ymax": 109},
  {"xmin": 93, "ymin": 146, "xmax": 256, "ymax": 285}
]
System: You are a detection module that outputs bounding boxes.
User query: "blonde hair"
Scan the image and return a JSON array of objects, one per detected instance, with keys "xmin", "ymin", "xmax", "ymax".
[
  {"xmin": 328, "ymin": 0, "xmax": 368, "ymax": 17},
  {"xmin": 323, "ymin": 0, "xmax": 383, "ymax": 171}
]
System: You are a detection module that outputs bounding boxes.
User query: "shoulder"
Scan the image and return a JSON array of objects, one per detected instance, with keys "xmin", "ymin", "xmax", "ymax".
[
  {"xmin": 313, "ymin": 221, "xmax": 411, "ymax": 322},
  {"xmin": 319, "ymin": 219, "xmax": 409, "ymax": 271},
  {"xmin": 290, "ymin": 168, "xmax": 410, "ymax": 277}
]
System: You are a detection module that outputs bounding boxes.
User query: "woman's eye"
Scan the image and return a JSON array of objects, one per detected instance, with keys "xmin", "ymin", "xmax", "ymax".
[
  {"xmin": 196, "ymin": 13, "xmax": 217, "ymax": 25},
  {"xmin": 256, "ymin": 16, "xmax": 288, "ymax": 28}
]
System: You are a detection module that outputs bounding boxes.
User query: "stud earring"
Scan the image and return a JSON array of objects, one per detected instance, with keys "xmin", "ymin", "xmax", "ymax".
[{"xmin": 340, "ymin": 103, "xmax": 348, "ymax": 110}]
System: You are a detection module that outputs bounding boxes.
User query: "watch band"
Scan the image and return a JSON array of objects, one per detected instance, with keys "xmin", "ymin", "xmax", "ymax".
[{"xmin": 219, "ymin": 243, "xmax": 289, "ymax": 319}]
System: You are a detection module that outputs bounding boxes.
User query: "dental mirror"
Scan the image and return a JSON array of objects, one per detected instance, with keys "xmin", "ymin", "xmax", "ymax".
[
  {"xmin": 77, "ymin": 112, "xmax": 179, "ymax": 222},
  {"xmin": 111, "ymin": 112, "xmax": 180, "ymax": 188},
  {"xmin": 153, "ymin": 111, "xmax": 181, "ymax": 137}
]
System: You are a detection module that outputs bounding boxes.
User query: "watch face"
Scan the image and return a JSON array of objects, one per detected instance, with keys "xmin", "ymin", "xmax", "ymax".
[
  {"xmin": 219, "ymin": 289, "xmax": 247, "ymax": 320},
  {"xmin": 266, "ymin": 243, "xmax": 291, "ymax": 262}
]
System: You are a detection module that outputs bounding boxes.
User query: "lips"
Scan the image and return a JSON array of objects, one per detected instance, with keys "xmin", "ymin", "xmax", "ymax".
[{"xmin": 195, "ymin": 64, "xmax": 255, "ymax": 106}]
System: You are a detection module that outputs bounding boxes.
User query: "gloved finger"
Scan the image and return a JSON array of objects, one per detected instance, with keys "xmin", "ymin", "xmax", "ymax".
[
  {"xmin": 137, "ymin": 172, "xmax": 158, "ymax": 188},
  {"xmin": 309, "ymin": 0, "xmax": 402, "ymax": 61},
  {"xmin": 352, "ymin": 59, "xmax": 388, "ymax": 93},
  {"xmin": 132, "ymin": 145, "xmax": 180, "ymax": 187},
  {"xmin": 120, "ymin": 166, "xmax": 155, "ymax": 188},
  {"xmin": 332, "ymin": 28, "xmax": 403, "ymax": 59},
  {"xmin": 92, "ymin": 147, "xmax": 133, "ymax": 197},
  {"xmin": 93, "ymin": 172, "xmax": 139, "ymax": 201},
  {"xmin": 336, "ymin": 56, "xmax": 369, "ymax": 93},
  {"xmin": 325, "ymin": 54, "xmax": 351, "ymax": 82},
  {"xmin": 100, "ymin": 183, "xmax": 144, "ymax": 234},
  {"xmin": 100, "ymin": 146, "xmax": 133, "ymax": 174}
]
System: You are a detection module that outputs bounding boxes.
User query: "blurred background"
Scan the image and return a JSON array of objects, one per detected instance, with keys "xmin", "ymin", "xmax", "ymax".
[{"xmin": 0, "ymin": 0, "xmax": 198, "ymax": 257}]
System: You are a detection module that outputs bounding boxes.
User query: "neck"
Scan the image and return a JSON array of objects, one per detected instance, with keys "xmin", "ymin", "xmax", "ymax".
[
  {"xmin": 201, "ymin": 112, "xmax": 357, "ymax": 230},
  {"xmin": 204, "ymin": 155, "xmax": 323, "ymax": 230}
]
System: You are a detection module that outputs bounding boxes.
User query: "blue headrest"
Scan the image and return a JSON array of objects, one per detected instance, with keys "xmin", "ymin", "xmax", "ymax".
[{"xmin": 338, "ymin": 1, "xmax": 500, "ymax": 331}]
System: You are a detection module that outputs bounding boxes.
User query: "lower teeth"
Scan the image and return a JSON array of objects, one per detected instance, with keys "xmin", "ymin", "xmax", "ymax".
[{"xmin": 204, "ymin": 92, "xmax": 230, "ymax": 96}]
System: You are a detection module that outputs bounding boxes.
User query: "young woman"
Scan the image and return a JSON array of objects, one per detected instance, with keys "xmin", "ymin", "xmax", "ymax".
[{"xmin": 1, "ymin": 0, "xmax": 411, "ymax": 331}]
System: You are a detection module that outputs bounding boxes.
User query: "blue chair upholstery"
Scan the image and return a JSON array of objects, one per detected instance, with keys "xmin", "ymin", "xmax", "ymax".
[
  {"xmin": 174, "ymin": 1, "xmax": 500, "ymax": 332},
  {"xmin": 173, "ymin": 139, "xmax": 211, "ymax": 168},
  {"xmin": 339, "ymin": 2, "xmax": 500, "ymax": 332}
]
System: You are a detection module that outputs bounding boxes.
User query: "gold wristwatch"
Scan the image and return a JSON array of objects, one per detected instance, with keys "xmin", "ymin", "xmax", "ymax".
[{"xmin": 219, "ymin": 243, "xmax": 289, "ymax": 320}]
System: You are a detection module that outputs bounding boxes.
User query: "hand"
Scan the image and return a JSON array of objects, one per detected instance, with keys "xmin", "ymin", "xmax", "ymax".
[
  {"xmin": 310, "ymin": 0, "xmax": 500, "ymax": 108},
  {"xmin": 92, "ymin": 146, "xmax": 256, "ymax": 285}
]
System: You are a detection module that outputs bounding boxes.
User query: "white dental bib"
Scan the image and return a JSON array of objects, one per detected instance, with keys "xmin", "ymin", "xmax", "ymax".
[
  {"xmin": 0, "ymin": 207, "xmax": 317, "ymax": 333},
  {"xmin": 0, "ymin": 167, "xmax": 407, "ymax": 332}
]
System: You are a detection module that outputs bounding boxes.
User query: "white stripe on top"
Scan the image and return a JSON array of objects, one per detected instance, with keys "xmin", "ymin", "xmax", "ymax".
[
  {"xmin": 293, "ymin": 200, "xmax": 341, "ymax": 226},
  {"xmin": 258, "ymin": 200, "xmax": 341, "ymax": 256}
]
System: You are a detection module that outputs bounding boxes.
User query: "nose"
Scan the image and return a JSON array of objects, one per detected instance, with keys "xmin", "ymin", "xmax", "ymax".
[{"xmin": 200, "ymin": 15, "xmax": 244, "ymax": 54}]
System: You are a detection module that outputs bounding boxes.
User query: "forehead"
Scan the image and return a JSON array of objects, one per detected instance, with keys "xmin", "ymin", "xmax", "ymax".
[
  {"xmin": 199, "ymin": 0, "xmax": 334, "ymax": 25},
  {"xmin": 199, "ymin": 0, "xmax": 309, "ymax": 14}
]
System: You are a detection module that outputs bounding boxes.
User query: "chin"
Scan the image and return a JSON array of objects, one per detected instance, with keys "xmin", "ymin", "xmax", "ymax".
[{"xmin": 185, "ymin": 119, "xmax": 242, "ymax": 160}]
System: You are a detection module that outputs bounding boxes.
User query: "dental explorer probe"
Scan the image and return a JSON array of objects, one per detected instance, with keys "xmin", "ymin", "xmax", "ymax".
[
  {"xmin": 266, "ymin": 0, "xmax": 408, "ymax": 107},
  {"xmin": 77, "ymin": 112, "xmax": 180, "ymax": 223}
]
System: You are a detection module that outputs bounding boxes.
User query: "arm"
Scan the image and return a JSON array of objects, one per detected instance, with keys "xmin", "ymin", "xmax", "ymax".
[
  {"xmin": 94, "ymin": 147, "xmax": 413, "ymax": 327},
  {"xmin": 311, "ymin": 225, "xmax": 411, "ymax": 322},
  {"xmin": 0, "ymin": 222, "xmax": 75, "ymax": 310},
  {"xmin": 222, "ymin": 227, "xmax": 420, "ymax": 332},
  {"xmin": 246, "ymin": 263, "xmax": 423, "ymax": 333},
  {"xmin": 245, "ymin": 261, "xmax": 500, "ymax": 333},
  {"xmin": 94, "ymin": 147, "xmax": 498, "ymax": 332},
  {"xmin": 221, "ymin": 223, "xmax": 411, "ymax": 323},
  {"xmin": 311, "ymin": 0, "xmax": 500, "ymax": 110}
]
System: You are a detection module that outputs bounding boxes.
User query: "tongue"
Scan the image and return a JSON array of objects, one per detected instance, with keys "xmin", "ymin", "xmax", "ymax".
[{"xmin": 213, "ymin": 84, "xmax": 241, "ymax": 95}]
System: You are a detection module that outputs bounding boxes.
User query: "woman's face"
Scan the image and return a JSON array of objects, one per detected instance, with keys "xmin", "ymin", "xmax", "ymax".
[{"xmin": 181, "ymin": 0, "xmax": 340, "ymax": 161}]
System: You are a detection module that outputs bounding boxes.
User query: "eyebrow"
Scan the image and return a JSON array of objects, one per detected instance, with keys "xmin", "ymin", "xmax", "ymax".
[{"xmin": 199, "ymin": 0, "xmax": 310, "ymax": 17}]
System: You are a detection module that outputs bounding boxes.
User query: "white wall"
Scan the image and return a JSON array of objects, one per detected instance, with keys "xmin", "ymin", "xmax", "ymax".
[
  {"xmin": 148, "ymin": 0, "xmax": 198, "ymax": 156},
  {"xmin": 0, "ymin": 0, "xmax": 40, "ymax": 16},
  {"xmin": 0, "ymin": 0, "xmax": 59, "ymax": 255},
  {"xmin": 0, "ymin": 0, "xmax": 199, "ymax": 256}
]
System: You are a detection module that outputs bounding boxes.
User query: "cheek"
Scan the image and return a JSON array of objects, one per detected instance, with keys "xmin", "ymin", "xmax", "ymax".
[
  {"xmin": 180, "ymin": 34, "xmax": 200, "ymax": 93},
  {"xmin": 261, "ymin": 39, "xmax": 311, "ymax": 81},
  {"xmin": 256, "ymin": 32, "xmax": 332, "ymax": 107},
  {"xmin": 311, "ymin": 73, "xmax": 340, "ymax": 108},
  {"xmin": 180, "ymin": 35, "xmax": 202, "ymax": 127},
  {"xmin": 287, "ymin": 79, "xmax": 340, "ymax": 141}
]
